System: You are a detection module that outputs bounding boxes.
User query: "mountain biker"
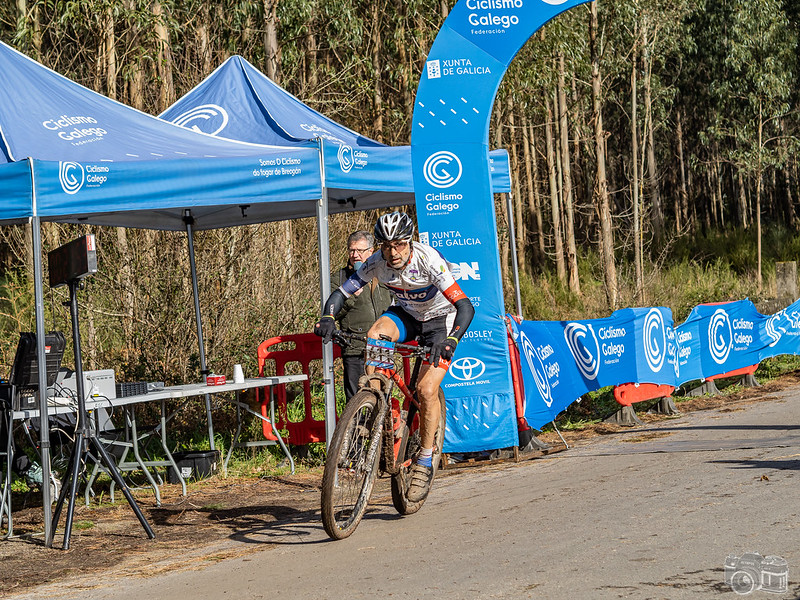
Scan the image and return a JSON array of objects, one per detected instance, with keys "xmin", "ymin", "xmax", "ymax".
[{"xmin": 315, "ymin": 211, "xmax": 474, "ymax": 502}]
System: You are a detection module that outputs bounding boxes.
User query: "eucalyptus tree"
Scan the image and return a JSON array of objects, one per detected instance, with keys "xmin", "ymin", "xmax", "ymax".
[{"xmin": 710, "ymin": 0, "xmax": 796, "ymax": 289}]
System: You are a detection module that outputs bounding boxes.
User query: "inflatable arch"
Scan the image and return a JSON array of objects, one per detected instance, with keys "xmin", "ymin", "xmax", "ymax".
[{"xmin": 411, "ymin": 0, "xmax": 591, "ymax": 451}]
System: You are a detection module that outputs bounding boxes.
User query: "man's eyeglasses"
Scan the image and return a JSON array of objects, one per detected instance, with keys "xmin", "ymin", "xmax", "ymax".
[{"xmin": 348, "ymin": 247, "xmax": 372, "ymax": 255}]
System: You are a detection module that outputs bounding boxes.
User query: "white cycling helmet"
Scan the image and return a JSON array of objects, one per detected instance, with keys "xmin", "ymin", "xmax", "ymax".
[{"xmin": 374, "ymin": 211, "xmax": 415, "ymax": 243}]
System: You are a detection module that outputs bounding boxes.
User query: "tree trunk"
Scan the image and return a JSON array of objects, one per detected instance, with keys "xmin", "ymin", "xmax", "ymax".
[
  {"xmin": 371, "ymin": 3, "xmax": 384, "ymax": 143},
  {"xmin": 507, "ymin": 98, "xmax": 526, "ymax": 277},
  {"xmin": 104, "ymin": 6, "xmax": 117, "ymax": 100},
  {"xmin": 153, "ymin": 0, "xmax": 175, "ymax": 111},
  {"xmin": 677, "ymin": 111, "xmax": 689, "ymax": 232},
  {"xmin": 125, "ymin": 0, "xmax": 144, "ymax": 110},
  {"xmin": 737, "ymin": 170, "xmax": 749, "ymax": 229},
  {"xmin": 394, "ymin": 0, "xmax": 412, "ymax": 129},
  {"xmin": 756, "ymin": 99, "xmax": 763, "ymax": 291},
  {"xmin": 631, "ymin": 37, "xmax": 643, "ymax": 304},
  {"xmin": 15, "ymin": 0, "xmax": 26, "ymax": 42},
  {"xmin": 590, "ymin": 1, "xmax": 617, "ymax": 310},
  {"xmin": 263, "ymin": 0, "xmax": 280, "ymax": 83},
  {"xmin": 558, "ymin": 54, "xmax": 580, "ymax": 295},
  {"xmin": 117, "ymin": 228, "xmax": 135, "ymax": 362},
  {"xmin": 523, "ymin": 116, "xmax": 545, "ymax": 267},
  {"xmin": 197, "ymin": 3, "xmax": 212, "ymax": 76},
  {"xmin": 642, "ymin": 16, "xmax": 664, "ymax": 244},
  {"xmin": 715, "ymin": 159, "xmax": 725, "ymax": 228},
  {"xmin": 305, "ymin": 22, "xmax": 318, "ymax": 93},
  {"xmin": 545, "ymin": 93, "xmax": 566, "ymax": 284}
]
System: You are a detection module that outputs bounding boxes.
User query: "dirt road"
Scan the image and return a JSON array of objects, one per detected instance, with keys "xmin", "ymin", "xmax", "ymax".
[{"xmin": 7, "ymin": 385, "xmax": 800, "ymax": 599}]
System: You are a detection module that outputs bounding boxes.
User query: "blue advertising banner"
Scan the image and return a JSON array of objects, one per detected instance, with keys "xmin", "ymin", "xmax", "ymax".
[
  {"xmin": 511, "ymin": 298, "xmax": 800, "ymax": 431},
  {"xmin": 510, "ymin": 308, "xmax": 677, "ymax": 429},
  {"xmin": 412, "ymin": 0, "xmax": 592, "ymax": 452},
  {"xmin": 33, "ymin": 153, "xmax": 322, "ymax": 224},
  {"xmin": 674, "ymin": 299, "xmax": 798, "ymax": 386}
]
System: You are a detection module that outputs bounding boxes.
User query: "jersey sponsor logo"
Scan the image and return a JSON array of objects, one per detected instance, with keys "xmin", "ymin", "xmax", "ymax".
[
  {"xmin": 423, "ymin": 151, "xmax": 463, "ymax": 188},
  {"xmin": 342, "ymin": 274, "xmax": 367, "ymax": 296},
  {"xmin": 171, "ymin": 104, "xmax": 229, "ymax": 136},
  {"xmin": 59, "ymin": 161, "xmax": 85, "ymax": 195},
  {"xmin": 389, "ymin": 285, "xmax": 438, "ymax": 302},
  {"xmin": 443, "ymin": 283, "xmax": 468, "ymax": 303}
]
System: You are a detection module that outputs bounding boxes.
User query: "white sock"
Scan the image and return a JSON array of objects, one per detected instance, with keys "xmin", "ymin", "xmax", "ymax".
[{"xmin": 417, "ymin": 447, "xmax": 433, "ymax": 467}]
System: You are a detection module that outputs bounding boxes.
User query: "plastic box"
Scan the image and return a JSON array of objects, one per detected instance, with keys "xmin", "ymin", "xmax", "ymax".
[{"xmin": 167, "ymin": 450, "xmax": 220, "ymax": 484}]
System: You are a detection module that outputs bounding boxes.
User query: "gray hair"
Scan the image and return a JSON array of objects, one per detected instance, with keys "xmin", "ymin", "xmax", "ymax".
[{"xmin": 348, "ymin": 230, "xmax": 374, "ymax": 248}]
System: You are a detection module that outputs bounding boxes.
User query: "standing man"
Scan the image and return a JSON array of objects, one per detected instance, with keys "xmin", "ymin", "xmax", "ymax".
[{"xmin": 332, "ymin": 231, "xmax": 393, "ymax": 401}]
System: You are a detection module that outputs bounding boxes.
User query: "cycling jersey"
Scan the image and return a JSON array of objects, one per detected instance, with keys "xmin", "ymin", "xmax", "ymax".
[{"xmin": 339, "ymin": 241, "xmax": 467, "ymax": 322}]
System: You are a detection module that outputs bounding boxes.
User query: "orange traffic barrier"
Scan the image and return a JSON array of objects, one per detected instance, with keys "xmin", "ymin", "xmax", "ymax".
[{"xmin": 613, "ymin": 383, "xmax": 676, "ymax": 407}]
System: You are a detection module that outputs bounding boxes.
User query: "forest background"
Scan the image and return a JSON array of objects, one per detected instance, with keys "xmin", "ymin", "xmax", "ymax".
[{"xmin": 0, "ymin": 0, "xmax": 799, "ymax": 441}]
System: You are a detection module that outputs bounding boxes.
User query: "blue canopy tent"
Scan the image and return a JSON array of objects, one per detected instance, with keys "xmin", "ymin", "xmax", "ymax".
[
  {"xmin": 0, "ymin": 40, "xmax": 331, "ymax": 542},
  {"xmin": 160, "ymin": 55, "xmax": 513, "ymax": 434},
  {"xmin": 160, "ymin": 55, "xmax": 511, "ymax": 210}
]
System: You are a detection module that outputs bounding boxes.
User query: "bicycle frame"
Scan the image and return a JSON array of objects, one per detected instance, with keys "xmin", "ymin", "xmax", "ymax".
[{"xmin": 362, "ymin": 341, "xmax": 426, "ymax": 475}]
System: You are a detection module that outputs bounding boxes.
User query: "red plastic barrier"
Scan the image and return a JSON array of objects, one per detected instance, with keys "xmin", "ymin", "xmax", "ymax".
[
  {"xmin": 256, "ymin": 333, "xmax": 341, "ymax": 445},
  {"xmin": 707, "ymin": 363, "xmax": 758, "ymax": 381},
  {"xmin": 506, "ymin": 317, "xmax": 531, "ymax": 432},
  {"xmin": 613, "ymin": 382, "xmax": 676, "ymax": 407}
]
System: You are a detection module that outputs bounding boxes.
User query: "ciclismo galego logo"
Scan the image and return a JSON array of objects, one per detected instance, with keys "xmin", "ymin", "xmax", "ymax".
[
  {"xmin": 423, "ymin": 151, "xmax": 463, "ymax": 188},
  {"xmin": 337, "ymin": 144, "xmax": 354, "ymax": 173},
  {"xmin": 708, "ymin": 308, "xmax": 732, "ymax": 365},
  {"xmin": 766, "ymin": 312, "xmax": 784, "ymax": 347},
  {"xmin": 564, "ymin": 322, "xmax": 600, "ymax": 380},
  {"xmin": 59, "ymin": 161, "xmax": 84, "ymax": 195},
  {"xmin": 519, "ymin": 331, "xmax": 552, "ymax": 408},
  {"xmin": 449, "ymin": 357, "xmax": 486, "ymax": 381},
  {"xmin": 171, "ymin": 104, "xmax": 229, "ymax": 136},
  {"xmin": 643, "ymin": 308, "xmax": 666, "ymax": 373}
]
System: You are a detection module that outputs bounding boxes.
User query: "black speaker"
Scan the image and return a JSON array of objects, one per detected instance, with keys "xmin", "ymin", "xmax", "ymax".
[{"xmin": 9, "ymin": 331, "xmax": 67, "ymax": 411}]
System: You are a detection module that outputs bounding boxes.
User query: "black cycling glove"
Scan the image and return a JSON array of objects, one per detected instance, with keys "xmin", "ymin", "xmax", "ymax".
[
  {"xmin": 430, "ymin": 336, "xmax": 459, "ymax": 368},
  {"xmin": 314, "ymin": 315, "xmax": 337, "ymax": 343}
]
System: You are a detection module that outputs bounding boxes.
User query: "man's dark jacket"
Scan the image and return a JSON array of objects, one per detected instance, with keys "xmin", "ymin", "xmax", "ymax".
[{"xmin": 333, "ymin": 265, "xmax": 393, "ymax": 356}]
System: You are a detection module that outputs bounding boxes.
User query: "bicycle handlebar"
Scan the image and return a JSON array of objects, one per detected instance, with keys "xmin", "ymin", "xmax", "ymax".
[{"xmin": 331, "ymin": 330, "xmax": 431, "ymax": 357}]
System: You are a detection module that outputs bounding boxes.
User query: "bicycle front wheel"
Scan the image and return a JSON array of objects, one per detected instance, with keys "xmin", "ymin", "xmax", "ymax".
[
  {"xmin": 321, "ymin": 390, "xmax": 383, "ymax": 540},
  {"xmin": 391, "ymin": 388, "xmax": 447, "ymax": 515}
]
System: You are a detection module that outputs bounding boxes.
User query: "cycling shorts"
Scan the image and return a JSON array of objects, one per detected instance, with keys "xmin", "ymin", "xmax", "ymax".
[{"xmin": 382, "ymin": 306, "xmax": 455, "ymax": 369}]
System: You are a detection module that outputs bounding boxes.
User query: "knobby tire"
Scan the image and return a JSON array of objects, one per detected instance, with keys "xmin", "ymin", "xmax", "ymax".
[
  {"xmin": 390, "ymin": 388, "xmax": 447, "ymax": 515},
  {"xmin": 321, "ymin": 390, "xmax": 384, "ymax": 540}
]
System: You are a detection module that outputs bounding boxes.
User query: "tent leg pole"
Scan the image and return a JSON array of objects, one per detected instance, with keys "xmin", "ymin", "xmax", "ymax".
[
  {"xmin": 184, "ymin": 211, "xmax": 215, "ymax": 451},
  {"xmin": 317, "ymin": 141, "xmax": 336, "ymax": 448},
  {"xmin": 506, "ymin": 192, "xmax": 523, "ymax": 319},
  {"xmin": 31, "ymin": 216, "xmax": 54, "ymax": 546}
]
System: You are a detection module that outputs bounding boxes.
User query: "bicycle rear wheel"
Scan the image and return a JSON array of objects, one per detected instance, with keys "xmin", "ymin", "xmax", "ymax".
[
  {"xmin": 391, "ymin": 388, "xmax": 446, "ymax": 515},
  {"xmin": 321, "ymin": 390, "xmax": 384, "ymax": 540}
]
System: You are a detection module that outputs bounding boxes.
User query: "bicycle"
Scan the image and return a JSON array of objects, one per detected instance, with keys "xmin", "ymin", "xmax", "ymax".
[{"xmin": 320, "ymin": 331, "xmax": 446, "ymax": 540}]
